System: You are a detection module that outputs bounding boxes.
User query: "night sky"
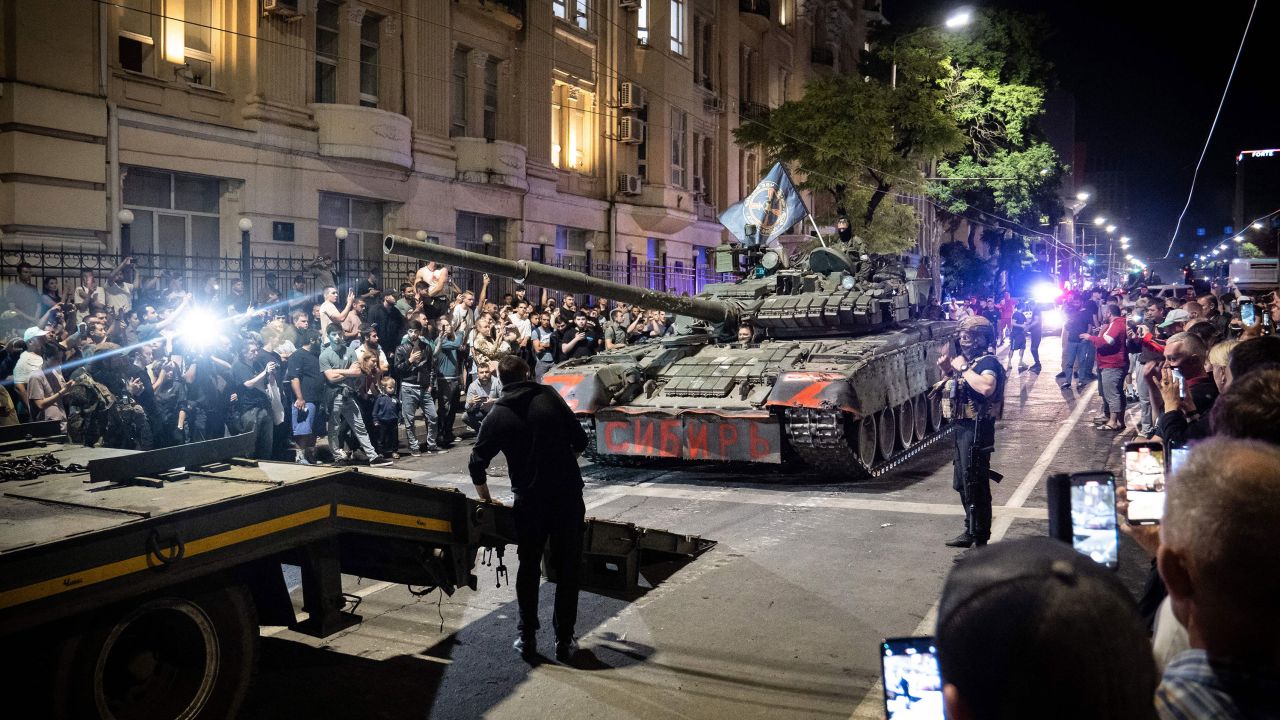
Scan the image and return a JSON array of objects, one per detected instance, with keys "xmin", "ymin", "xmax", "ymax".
[{"xmin": 886, "ymin": 0, "xmax": 1279, "ymax": 264}]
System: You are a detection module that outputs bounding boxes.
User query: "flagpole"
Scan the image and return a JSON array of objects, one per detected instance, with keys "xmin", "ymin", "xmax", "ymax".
[{"xmin": 807, "ymin": 214, "xmax": 827, "ymax": 248}]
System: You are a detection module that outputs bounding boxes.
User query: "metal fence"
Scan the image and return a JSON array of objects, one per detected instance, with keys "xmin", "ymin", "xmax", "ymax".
[{"xmin": 0, "ymin": 243, "xmax": 734, "ymax": 311}]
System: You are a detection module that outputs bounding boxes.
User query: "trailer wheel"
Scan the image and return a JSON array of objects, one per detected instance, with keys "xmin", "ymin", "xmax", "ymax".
[{"xmin": 56, "ymin": 583, "xmax": 257, "ymax": 720}]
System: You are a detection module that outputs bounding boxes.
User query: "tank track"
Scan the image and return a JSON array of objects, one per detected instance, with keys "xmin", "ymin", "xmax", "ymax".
[{"xmin": 783, "ymin": 407, "xmax": 954, "ymax": 479}]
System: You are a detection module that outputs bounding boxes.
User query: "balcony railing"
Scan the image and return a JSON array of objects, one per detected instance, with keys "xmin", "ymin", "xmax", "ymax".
[{"xmin": 739, "ymin": 100, "xmax": 770, "ymax": 123}]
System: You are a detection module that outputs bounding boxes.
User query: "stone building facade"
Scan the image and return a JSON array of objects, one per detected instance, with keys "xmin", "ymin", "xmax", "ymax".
[{"xmin": 1, "ymin": 0, "xmax": 877, "ymax": 290}]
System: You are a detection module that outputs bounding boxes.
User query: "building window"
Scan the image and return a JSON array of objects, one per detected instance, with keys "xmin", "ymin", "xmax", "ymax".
[
  {"xmin": 740, "ymin": 45, "xmax": 754, "ymax": 105},
  {"xmin": 315, "ymin": 0, "xmax": 340, "ymax": 103},
  {"xmin": 694, "ymin": 134, "xmax": 713, "ymax": 199},
  {"xmin": 483, "ymin": 58, "xmax": 499, "ymax": 140},
  {"xmin": 670, "ymin": 109, "xmax": 687, "ymax": 188},
  {"xmin": 552, "ymin": 82, "xmax": 595, "ymax": 172},
  {"xmin": 779, "ymin": 0, "xmax": 793, "ymax": 27},
  {"xmin": 359, "ymin": 14, "xmax": 381, "ymax": 107},
  {"xmin": 319, "ymin": 193, "xmax": 386, "ymax": 265},
  {"xmin": 118, "ymin": 0, "xmax": 156, "ymax": 74},
  {"xmin": 122, "ymin": 166, "xmax": 221, "ymax": 261},
  {"xmin": 670, "ymin": 0, "xmax": 686, "ymax": 55},
  {"xmin": 637, "ymin": 0, "xmax": 649, "ymax": 45},
  {"xmin": 778, "ymin": 68, "xmax": 790, "ymax": 106},
  {"xmin": 183, "ymin": 0, "xmax": 214, "ymax": 86},
  {"xmin": 554, "ymin": 0, "xmax": 588, "ymax": 30},
  {"xmin": 742, "ymin": 152, "xmax": 759, "ymax": 196},
  {"xmin": 693, "ymin": 16, "xmax": 712, "ymax": 89},
  {"xmin": 636, "ymin": 106, "xmax": 649, "ymax": 179},
  {"xmin": 451, "ymin": 46, "xmax": 468, "ymax": 137}
]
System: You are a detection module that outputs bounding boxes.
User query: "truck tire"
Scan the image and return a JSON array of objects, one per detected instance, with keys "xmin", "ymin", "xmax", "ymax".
[{"xmin": 54, "ymin": 582, "xmax": 257, "ymax": 720}]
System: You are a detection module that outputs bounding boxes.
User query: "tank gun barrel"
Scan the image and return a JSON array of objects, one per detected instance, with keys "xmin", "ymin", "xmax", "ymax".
[{"xmin": 384, "ymin": 234, "xmax": 738, "ymax": 325}]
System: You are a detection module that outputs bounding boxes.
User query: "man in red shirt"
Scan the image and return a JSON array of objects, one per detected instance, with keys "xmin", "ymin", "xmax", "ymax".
[{"xmin": 1082, "ymin": 303, "xmax": 1129, "ymax": 431}]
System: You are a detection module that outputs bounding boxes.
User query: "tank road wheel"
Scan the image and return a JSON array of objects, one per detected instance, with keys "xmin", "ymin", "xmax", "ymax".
[
  {"xmin": 912, "ymin": 395, "xmax": 928, "ymax": 442},
  {"xmin": 876, "ymin": 408, "xmax": 897, "ymax": 461},
  {"xmin": 928, "ymin": 393, "xmax": 945, "ymax": 433},
  {"xmin": 856, "ymin": 415, "xmax": 878, "ymax": 467},
  {"xmin": 896, "ymin": 402, "xmax": 915, "ymax": 448},
  {"xmin": 55, "ymin": 583, "xmax": 257, "ymax": 720}
]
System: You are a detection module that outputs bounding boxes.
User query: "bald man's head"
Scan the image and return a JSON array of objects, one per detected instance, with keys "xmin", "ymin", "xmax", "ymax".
[{"xmin": 1160, "ymin": 439, "xmax": 1280, "ymax": 645}]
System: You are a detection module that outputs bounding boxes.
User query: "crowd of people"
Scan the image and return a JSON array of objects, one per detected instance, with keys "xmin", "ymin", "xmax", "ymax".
[
  {"xmin": 0, "ymin": 258, "xmax": 676, "ymax": 466},
  {"xmin": 932, "ymin": 280, "xmax": 1280, "ymax": 720}
]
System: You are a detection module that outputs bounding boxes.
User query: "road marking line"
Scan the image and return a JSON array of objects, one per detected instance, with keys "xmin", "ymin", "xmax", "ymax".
[
  {"xmin": 849, "ymin": 380, "xmax": 1097, "ymax": 719},
  {"xmin": 582, "ymin": 485, "xmax": 1048, "ymax": 520}
]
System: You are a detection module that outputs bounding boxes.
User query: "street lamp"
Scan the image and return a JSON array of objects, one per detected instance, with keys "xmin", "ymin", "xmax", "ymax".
[
  {"xmin": 1105, "ymin": 224, "xmax": 1116, "ymax": 234},
  {"xmin": 238, "ymin": 217, "xmax": 253, "ymax": 287},
  {"xmin": 1094, "ymin": 216, "xmax": 1106, "ymax": 226},
  {"xmin": 1076, "ymin": 191, "xmax": 1090, "ymax": 202},
  {"xmin": 891, "ymin": 7, "xmax": 973, "ymax": 88},
  {"xmin": 335, "ymin": 226, "xmax": 349, "ymax": 284},
  {"xmin": 118, "ymin": 209, "xmax": 135, "ymax": 257}
]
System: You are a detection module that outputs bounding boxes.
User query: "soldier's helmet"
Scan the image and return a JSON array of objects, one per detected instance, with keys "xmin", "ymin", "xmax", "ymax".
[{"xmin": 958, "ymin": 315, "xmax": 995, "ymax": 348}]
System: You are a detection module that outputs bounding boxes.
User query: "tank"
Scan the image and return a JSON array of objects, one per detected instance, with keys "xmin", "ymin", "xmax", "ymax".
[{"xmin": 384, "ymin": 234, "xmax": 958, "ymax": 479}]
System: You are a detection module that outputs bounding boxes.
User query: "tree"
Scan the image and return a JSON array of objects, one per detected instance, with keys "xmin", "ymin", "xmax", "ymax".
[
  {"xmin": 733, "ymin": 71, "xmax": 962, "ymax": 255},
  {"xmin": 897, "ymin": 10, "xmax": 1065, "ymax": 230},
  {"xmin": 1238, "ymin": 241, "xmax": 1265, "ymax": 258},
  {"xmin": 940, "ymin": 241, "xmax": 993, "ymax": 298}
]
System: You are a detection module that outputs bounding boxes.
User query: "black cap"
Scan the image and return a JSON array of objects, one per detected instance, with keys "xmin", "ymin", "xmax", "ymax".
[{"xmin": 936, "ymin": 538, "xmax": 1156, "ymax": 720}]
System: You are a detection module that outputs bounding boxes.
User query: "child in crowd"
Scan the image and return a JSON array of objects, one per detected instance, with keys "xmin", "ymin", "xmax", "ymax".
[{"xmin": 372, "ymin": 375, "xmax": 401, "ymax": 458}]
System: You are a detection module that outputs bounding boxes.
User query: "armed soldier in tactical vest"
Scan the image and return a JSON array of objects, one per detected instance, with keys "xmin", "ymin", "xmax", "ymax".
[{"xmin": 937, "ymin": 315, "xmax": 1005, "ymax": 549}]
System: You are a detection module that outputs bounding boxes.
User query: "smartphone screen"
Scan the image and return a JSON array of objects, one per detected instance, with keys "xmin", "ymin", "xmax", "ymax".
[
  {"xmin": 881, "ymin": 637, "xmax": 944, "ymax": 720},
  {"xmin": 1168, "ymin": 446, "xmax": 1191, "ymax": 476},
  {"xmin": 1070, "ymin": 473, "xmax": 1118, "ymax": 569},
  {"xmin": 1240, "ymin": 302, "xmax": 1255, "ymax": 326},
  {"xmin": 1124, "ymin": 443, "xmax": 1166, "ymax": 524}
]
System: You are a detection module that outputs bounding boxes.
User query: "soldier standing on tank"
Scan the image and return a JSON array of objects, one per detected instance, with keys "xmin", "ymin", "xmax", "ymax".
[{"xmin": 938, "ymin": 316, "xmax": 1005, "ymax": 549}]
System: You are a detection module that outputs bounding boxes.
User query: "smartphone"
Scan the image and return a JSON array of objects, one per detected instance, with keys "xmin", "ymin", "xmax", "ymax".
[
  {"xmin": 1168, "ymin": 445, "xmax": 1191, "ymax": 476},
  {"xmin": 1124, "ymin": 441, "xmax": 1166, "ymax": 524},
  {"xmin": 1240, "ymin": 301, "xmax": 1255, "ymax": 326},
  {"xmin": 1170, "ymin": 368, "xmax": 1185, "ymax": 398},
  {"xmin": 881, "ymin": 637, "xmax": 944, "ymax": 720},
  {"xmin": 1069, "ymin": 472, "xmax": 1118, "ymax": 569}
]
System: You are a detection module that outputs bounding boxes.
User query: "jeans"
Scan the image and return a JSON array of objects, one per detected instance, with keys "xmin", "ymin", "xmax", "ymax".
[
  {"xmin": 238, "ymin": 406, "xmax": 275, "ymax": 460},
  {"xmin": 1061, "ymin": 340, "xmax": 1086, "ymax": 382},
  {"xmin": 1099, "ymin": 366, "xmax": 1126, "ymax": 418},
  {"xmin": 327, "ymin": 390, "xmax": 378, "ymax": 461},
  {"xmin": 1135, "ymin": 362, "xmax": 1153, "ymax": 433},
  {"xmin": 436, "ymin": 378, "xmax": 460, "ymax": 443},
  {"xmin": 1028, "ymin": 332, "xmax": 1042, "ymax": 366},
  {"xmin": 465, "ymin": 404, "xmax": 493, "ymax": 431},
  {"xmin": 534, "ymin": 357, "xmax": 555, "ymax": 382},
  {"xmin": 1080, "ymin": 342, "xmax": 1097, "ymax": 379},
  {"xmin": 400, "ymin": 383, "xmax": 439, "ymax": 452},
  {"xmin": 187, "ymin": 406, "xmax": 226, "ymax": 443},
  {"xmin": 514, "ymin": 494, "xmax": 585, "ymax": 642}
]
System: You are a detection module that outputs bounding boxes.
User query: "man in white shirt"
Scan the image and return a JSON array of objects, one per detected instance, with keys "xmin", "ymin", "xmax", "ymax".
[{"xmin": 318, "ymin": 285, "xmax": 356, "ymax": 345}]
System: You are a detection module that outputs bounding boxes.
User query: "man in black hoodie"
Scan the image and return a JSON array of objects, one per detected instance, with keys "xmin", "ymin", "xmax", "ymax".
[{"xmin": 468, "ymin": 355, "xmax": 589, "ymax": 663}]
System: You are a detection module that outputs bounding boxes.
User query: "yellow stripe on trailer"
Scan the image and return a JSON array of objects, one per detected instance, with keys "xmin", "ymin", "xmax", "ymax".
[
  {"xmin": 0, "ymin": 504, "xmax": 332, "ymax": 611},
  {"xmin": 335, "ymin": 504, "xmax": 453, "ymax": 533}
]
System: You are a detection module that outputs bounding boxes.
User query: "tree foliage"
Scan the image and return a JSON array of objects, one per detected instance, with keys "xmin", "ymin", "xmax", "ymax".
[
  {"xmin": 940, "ymin": 241, "xmax": 993, "ymax": 298},
  {"xmin": 1238, "ymin": 241, "xmax": 1265, "ymax": 259},
  {"xmin": 732, "ymin": 71, "xmax": 961, "ymax": 254}
]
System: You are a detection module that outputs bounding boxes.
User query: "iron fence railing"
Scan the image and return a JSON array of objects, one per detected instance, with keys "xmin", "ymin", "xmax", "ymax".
[{"xmin": 0, "ymin": 243, "xmax": 735, "ymax": 312}]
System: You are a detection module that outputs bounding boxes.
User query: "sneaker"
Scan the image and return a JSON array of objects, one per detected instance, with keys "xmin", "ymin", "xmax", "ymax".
[
  {"xmin": 369, "ymin": 458, "xmax": 393, "ymax": 467},
  {"xmin": 428, "ymin": 446, "xmax": 446, "ymax": 454},
  {"xmin": 1030, "ymin": 364, "xmax": 1042, "ymax": 373},
  {"xmin": 944, "ymin": 532, "xmax": 975, "ymax": 548},
  {"xmin": 514, "ymin": 635, "xmax": 537, "ymax": 660},
  {"xmin": 1054, "ymin": 372, "xmax": 1067, "ymax": 379},
  {"xmin": 331, "ymin": 449, "xmax": 349, "ymax": 466},
  {"xmin": 1059, "ymin": 382, "xmax": 1072, "ymax": 389},
  {"xmin": 409, "ymin": 449, "xmax": 422, "ymax": 457},
  {"xmin": 555, "ymin": 637, "xmax": 580, "ymax": 663}
]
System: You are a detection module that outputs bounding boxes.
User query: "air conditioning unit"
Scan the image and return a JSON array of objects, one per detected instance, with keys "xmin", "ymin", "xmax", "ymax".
[
  {"xmin": 619, "ymin": 0, "xmax": 642, "ymax": 8},
  {"xmin": 262, "ymin": 0, "xmax": 302, "ymax": 18},
  {"xmin": 703, "ymin": 94, "xmax": 725, "ymax": 114},
  {"xmin": 618, "ymin": 81, "xmax": 647, "ymax": 110},
  {"xmin": 618, "ymin": 174, "xmax": 644, "ymax": 196},
  {"xmin": 618, "ymin": 116, "xmax": 646, "ymax": 144}
]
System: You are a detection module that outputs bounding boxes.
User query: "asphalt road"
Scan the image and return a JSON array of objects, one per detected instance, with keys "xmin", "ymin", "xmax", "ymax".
[{"xmin": 239, "ymin": 335, "xmax": 1151, "ymax": 720}]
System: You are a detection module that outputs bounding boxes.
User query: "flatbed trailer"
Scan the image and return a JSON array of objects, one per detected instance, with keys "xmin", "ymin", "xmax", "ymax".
[{"xmin": 0, "ymin": 424, "xmax": 709, "ymax": 719}]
